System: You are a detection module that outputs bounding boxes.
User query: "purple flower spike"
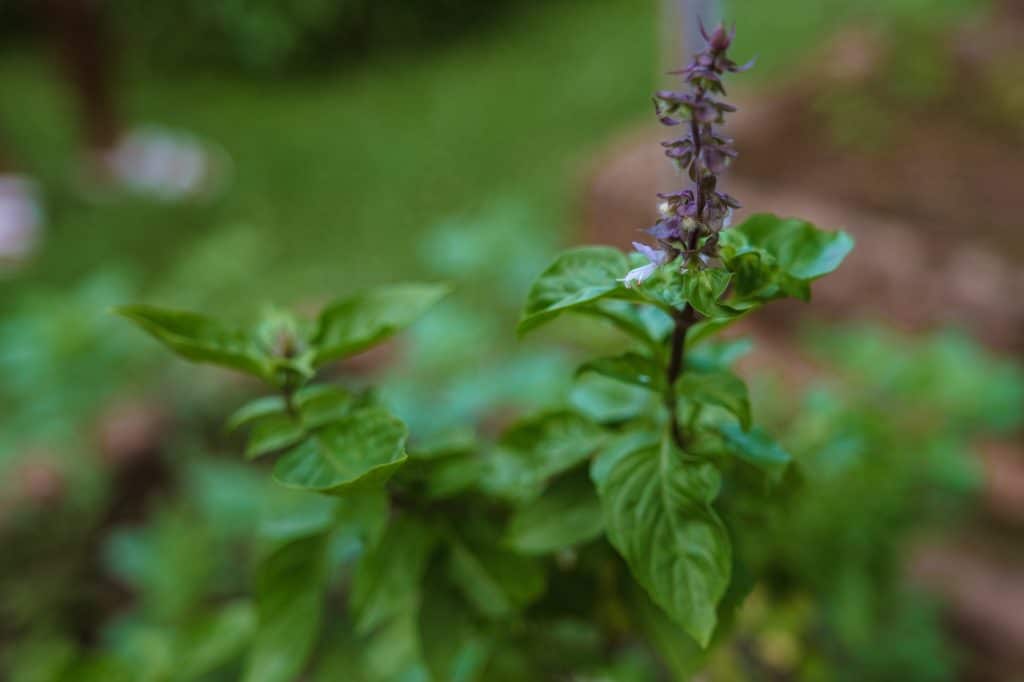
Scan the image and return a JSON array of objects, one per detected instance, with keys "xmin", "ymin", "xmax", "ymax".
[{"xmin": 624, "ymin": 22, "xmax": 751, "ymax": 284}]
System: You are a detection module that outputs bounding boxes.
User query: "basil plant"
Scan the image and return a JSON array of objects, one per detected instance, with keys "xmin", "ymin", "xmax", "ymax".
[{"xmin": 119, "ymin": 24, "xmax": 853, "ymax": 681}]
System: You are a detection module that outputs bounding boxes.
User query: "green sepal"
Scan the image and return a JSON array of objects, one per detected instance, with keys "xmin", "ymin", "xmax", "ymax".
[{"xmin": 681, "ymin": 268, "xmax": 742, "ymax": 319}]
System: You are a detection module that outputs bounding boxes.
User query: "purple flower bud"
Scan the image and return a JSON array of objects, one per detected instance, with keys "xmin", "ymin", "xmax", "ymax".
[
  {"xmin": 632, "ymin": 241, "xmax": 669, "ymax": 266},
  {"xmin": 709, "ymin": 24, "xmax": 733, "ymax": 52},
  {"xmin": 648, "ymin": 217, "xmax": 682, "ymax": 240}
]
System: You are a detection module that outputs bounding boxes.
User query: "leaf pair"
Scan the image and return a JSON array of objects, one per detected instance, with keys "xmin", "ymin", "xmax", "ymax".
[{"xmin": 117, "ymin": 283, "xmax": 451, "ymax": 385}]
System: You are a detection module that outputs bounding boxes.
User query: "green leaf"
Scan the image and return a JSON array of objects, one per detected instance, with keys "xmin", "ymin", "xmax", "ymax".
[
  {"xmin": 715, "ymin": 423, "xmax": 791, "ymax": 481},
  {"xmin": 570, "ymin": 374, "xmax": 656, "ymax": 425},
  {"xmin": 504, "ymin": 473, "xmax": 604, "ymax": 554},
  {"xmin": 295, "ymin": 384, "xmax": 355, "ymax": 430},
  {"xmin": 518, "ymin": 247, "xmax": 637, "ymax": 335},
  {"xmin": 730, "ymin": 213, "xmax": 854, "ymax": 280},
  {"xmin": 577, "ymin": 352, "xmax": 663, "ymax": 391},
  {"xmin": 272, "ymin": 408, "xmax": 407, "ymax": 493},
  {"xmin": 677, "ymin": 370, "xmax": 751, "ymax": 430},
  {"xmin": 448, "ymin": 540, "xmax": 546, "ymax": 620},
  {"xmin": 720, "ymin": 214, "xmax": 853, "ymax": 302},
  {"xmin": 590, "ymin": 430, "xmax": 660, "ymax": 488},
  {"xmin": 243, "ymin": 534, "xmax": 328, "ymax": 682},
  {"xmin": 362, "ymin": 615, "xmax": 429, "ymax": 681},
  {"xmin": 230, "ymin": 387, "xmax": 356, "ymax": 456},
  {"xmin": 227, "ymin": 396, "xmax": 287, "ymax": 432},
  {"xmin": 483, "ymin": 411, "xmax": 606, "ymax": 501},
  {"xmin": 176, "ymin": 601, "xmax": 256, "ymax": 681},
  {"xmin": 681, "ymin": 268, "xmax": 737, "ymax": 319},
  {"xmin": 686, "ymin": 338, "xmax": 753, "ymax": 373},
  {"xmin": 418, "ymin": 568, "xmax": 492, "ymax": 682},
  {"xmin": 423, "ymin": 453, "xmax": 485, "ymax": 499},
  {"xmin": 631, "ymin": 586, "xmax": 708, "ymax": 680},
  {"xmin": 116, "ymin": 305, "xmax": 271, "ymax": 379},
  {"xmin": 334, "ymin": 488, "xmax": 390, "ymax": 550},
  {"xmin": 631, "ymin": 512, "xmax": 756, "ymax": 677},
  {"xmin": 245, "ymin": 414, "xmax": 306, "ymax": 459},
  {"xmin": 351, "ymin": 518, "xmax": 437, "ymax": 635},
  {"xmin": 685, "ymin": 311, "xmax": 755, "ymax": 348},
  {"xmin": 579, "ymin": 299, "xmax": 672, "ymax": 346},
  {"xmin": 598, "ymin": 438, "xmax": 731, "ymax": 646},
  {"xmin": 312, "ymin": 283, "xmax": 450, "ymax": 365}
]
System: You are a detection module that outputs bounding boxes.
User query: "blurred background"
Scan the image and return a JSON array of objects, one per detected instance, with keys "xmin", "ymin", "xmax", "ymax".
[{"xmin": 0, "ymin": 0, "xmax": 1022, "ymax": 679}]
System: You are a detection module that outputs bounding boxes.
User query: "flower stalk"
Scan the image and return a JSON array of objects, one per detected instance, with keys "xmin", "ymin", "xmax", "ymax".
[{"xmin": 626, "ymin": 22, "xmax": 751, "ymax": 447}]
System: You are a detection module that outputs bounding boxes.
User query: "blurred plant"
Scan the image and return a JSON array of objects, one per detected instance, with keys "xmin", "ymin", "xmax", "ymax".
[
  {"xmin": 692, "ymin": 324, "xmax": 1023, "ymax": 681},
  {"xmin": 0, "ymin": 269, "xmax": 146, "ymax": 450},
  {"xmin": 106, "ymin": 0, "xmax": 554, "ymax": 74},
  {"xmin": 108, "ymin": 25, "xmax": 859, "ymax": 680}
]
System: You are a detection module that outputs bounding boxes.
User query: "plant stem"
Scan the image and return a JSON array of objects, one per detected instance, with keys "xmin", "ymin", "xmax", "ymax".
[
  {"xmin": 281, "ymin": 377, "xmax": 299, "ymax": 419},
  {"xmin": 666, "ymin": 304, "xmax": 698, "ymax": 449}
]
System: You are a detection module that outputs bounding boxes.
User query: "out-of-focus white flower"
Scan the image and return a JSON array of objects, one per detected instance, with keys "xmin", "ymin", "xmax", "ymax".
[
  {"xmin": 0, "ymin": 176, "xmax": 43, "ymax": 267},
  {"xmin": 619, "ymin": 241, "xmax": 670, "ymax": 288},
  {"xmin": 621, "ymin": 262, "xmax": 658, "ymax": 288}
]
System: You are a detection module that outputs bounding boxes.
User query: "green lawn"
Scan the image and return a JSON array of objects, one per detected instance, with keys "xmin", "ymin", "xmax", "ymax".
[{"xmin": 0, "ymin": 0, "xmax": 656, "ymax": 312}]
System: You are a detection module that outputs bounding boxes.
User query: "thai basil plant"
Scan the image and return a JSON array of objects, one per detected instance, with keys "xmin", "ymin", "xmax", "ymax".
[{"xmin": 118, "ymin": 25, "xmax": 853, "ymax": 680}]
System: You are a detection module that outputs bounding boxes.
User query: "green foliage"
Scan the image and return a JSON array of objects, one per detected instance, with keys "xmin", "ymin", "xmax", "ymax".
[
  {"xmin": 598, "ymin": 438, "xmax": 731, "ymax": 646},
  {"xmin": 243, "ymin": 535, "xmax": 328, "ymax": 682},
  {"xmin": 108, "ymin": 201, "xmax": 858, "ymax": 680},
  {"xmin": 115, "ymin": 306, "xmax": 277, "ymax": 381},
  {"xmin": 272, "ymin": 408, "xmax": 407, "ymax": 493},
  {"xmin": 517, "ymin": 246, "xmax": 640, "ymax": 334},
  {"xmin": 312, "ymin": 284, "xmax": 452, "ymax": 366},
  {"xmin": 719, "ymin": 214, "xmax": 854, "ymax": 302},
  {"xmin": 503, "ymin": 473, "xmax": 604, "ymax": 554},
  {"xmin": 18, "ymin": 202, "xmax": 1022, "ymax": 680},
  {"xmin": 19, "ymin": 13, "xmax": 1011, "ymax": 673}
]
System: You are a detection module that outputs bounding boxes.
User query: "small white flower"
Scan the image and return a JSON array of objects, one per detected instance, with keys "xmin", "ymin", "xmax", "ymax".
[
  {"xmin": 619, "ymin": 242, "xmax": 670, "ymax": 288},
  {"xmin": 620, "ymin": 262, "xmax": 658, "ymax": 288}
]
